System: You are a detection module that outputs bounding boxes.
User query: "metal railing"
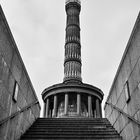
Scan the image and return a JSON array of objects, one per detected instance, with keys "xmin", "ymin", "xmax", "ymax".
[
  {"xmin": 106, "ymin": 102, "xmax": 140, "ymax": 126},
  {"xmin": 65, "ymin": 0, "xmax": 81, "ymax": 5},
  {"xmin": 0, "ymin": 101, "xmax": 40, "ymax": 126}
]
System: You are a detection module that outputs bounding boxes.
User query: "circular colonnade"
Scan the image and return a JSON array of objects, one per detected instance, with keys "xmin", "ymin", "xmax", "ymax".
[{"xmin": 42, "ymin": 82, "xmax": 103, "ymax": 118}]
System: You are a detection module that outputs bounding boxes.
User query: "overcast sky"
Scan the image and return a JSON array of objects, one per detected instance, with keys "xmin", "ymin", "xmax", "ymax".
[{"xmin": 1, "ymin": 0, "xmax": 140, "ymax": 116}]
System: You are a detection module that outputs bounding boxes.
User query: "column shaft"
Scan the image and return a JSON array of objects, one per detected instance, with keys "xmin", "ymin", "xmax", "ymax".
[
  {"xmin": 77, "ymin": 94, "xmax": 81, "ymax": 115},
  {"xmin": 53, "ymin": 95, "xmax": 57, "ymax": 117},
  {"xmin": 64, "ymin": 93, "xmax": 69, "ymax": 115},
  {"xmin": 96, "ymin": 98, "xmax": 101, "ymax": 118},
  {"xmin": 46, "ymin": 98, "xmax": 50, "ymax": 118},
  {"xmin": 100, "ymin": 103, "xmax": 102, "ymax": 118},
  {"xmin": 43, "ymin": 102, "xmax": 46, "ymax": 117},
  {"xmin": 94, "ymin": 109, "xmax": 96, "ymax": 118},
  {"xmin": 88, "ymin": 95, "xmax": 92, "ymax": 117}
]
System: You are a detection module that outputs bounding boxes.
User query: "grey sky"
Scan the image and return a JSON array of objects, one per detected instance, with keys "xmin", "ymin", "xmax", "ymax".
[{"xmin": 1, "ymin": 0, "xmax": 140, "ymax": 116}]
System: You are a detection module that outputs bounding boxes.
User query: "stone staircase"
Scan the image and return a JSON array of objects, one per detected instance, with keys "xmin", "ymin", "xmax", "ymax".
[{"xmin": 20, "ymin": 118, "xmax": 122, "ymax": 140}]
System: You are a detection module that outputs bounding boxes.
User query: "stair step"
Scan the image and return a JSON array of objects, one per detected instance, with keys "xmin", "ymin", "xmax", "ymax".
[
  {"xmin": 30, "ymin": 126, "xmax": 113, "ymax": 130},
  {"xmin": 35, "ymin": 121, "xmax": 110, "ymax": 125},
  {"xmin": 32, "ymin": 122, "xmax": 112, "ymax": 125},
  {"xmin": 20, "ymin": 118, "xmax": 122, "ymax": 140},
  {"xmin": 32, "ymin": 124, "xmax": 111, "ymax": 127},
  {"xmin": 26, "ymin": 132, "xmax": 118, "ymax": 135},
  {"xmin": 27, "ymin": 127, "xmax": 115, "ymax": 131},
  {"xmin": 35, "ymin": 119, "xmax": 109, "ymax": 122},
  {"xmin": 21, "ymin": 135, "xmax": 122, "ymax": 139},
  {"xmin": 31, "ymin": 125, "xmax": 113, "ymax": 129},
  {"xmin": 21, "ymin": 138, "xmax": 121, "ymax": 140},
  {"xmin": 25, "ymin": 129, "xmax": 118, "ymax": 133}
]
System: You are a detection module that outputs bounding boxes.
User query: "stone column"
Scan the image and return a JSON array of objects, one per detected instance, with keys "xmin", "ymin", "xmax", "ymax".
[
  {"xmin": 96, "ymin": 98, "xmax": 101, "ymax": 118},
  {"xmin": 46, "ymin": 98, "xmax": 50, "ymax": 118},
  {"xmin": 99, "ymin": 103, "xmax": 102, "ymax": 118},
  {"xmin": 77, "ymin": 94, "xmax": 81, "ymax": 115},
  {"xmin": 43, "ymin": 102, "xmax": 46, "ymax": 117},
  {"xmin": 64, "ymin": 93, "xmax": 69, "ymax": 115},
  {"xmin": 88, "ymin": 95, "xmax": 92, "ymax": 117},
  {"xmin": 53, "ymin": 95, "xmax": 57, "ymax": 117},
  {"xmin": 94, "ymin": 109, "xmax": 96, "ymax": 118}
]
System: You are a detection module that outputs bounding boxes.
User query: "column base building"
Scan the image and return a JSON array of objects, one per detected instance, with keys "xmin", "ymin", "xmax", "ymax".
[{"xmin": 42, "ymin": 82, "xmax": 103, "ymax": 118}]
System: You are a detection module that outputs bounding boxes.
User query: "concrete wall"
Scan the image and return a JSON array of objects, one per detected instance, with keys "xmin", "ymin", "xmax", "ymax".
[
  {"xmin": 0, "ymin": 6, "xmax": 41, "ymax": 140},
  {"xmin": 104, "ymin": 12, "xmax": 140, "ymax": 140}
]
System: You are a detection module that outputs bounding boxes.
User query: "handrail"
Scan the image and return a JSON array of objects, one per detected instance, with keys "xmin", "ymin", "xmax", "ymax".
[
  {"xmin": 0, "ymin": 101, "xmax": 40, "ymax": 126},
  {"xmin": 106, "ymin": 102, "xmax": 140, "ymax": 126}
]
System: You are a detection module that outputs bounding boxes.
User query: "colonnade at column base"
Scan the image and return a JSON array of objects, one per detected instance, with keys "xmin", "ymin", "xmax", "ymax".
[{"xmin": 42, "ymin": 82, "xmax": 104, "ymax": 119}]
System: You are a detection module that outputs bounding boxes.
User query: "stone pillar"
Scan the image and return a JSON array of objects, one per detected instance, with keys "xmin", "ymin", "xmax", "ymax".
[
  {"xmin": 94, "ymin": 109, "xmax": 96, "ymax": 118},
  {"xmin": 43, "ymin": 102, "xmax": 46, "ymax": 117},
  {"xmin": 46, "ymin": 98, "xmax": 50, "ymax": 118},
  {"xmin": 64, "ymin": 93, "xmax": 69, "ymax": 115},
  {"xmin": 77, "ymin": 94, "xmax": 81, "ymax": 115},
  {"xmin": 88, "ymin": 95, "xmax": 92, "ymax": 117},
  {"xmin": 100, "ymin": 103, "xmax": 102, "ymax": 118},
  {"xmin": 96, "ymin": 98, "xmax": 101, "ymax": 118},
  {"xmin": 53, "ymin": 95, "xmax": 57, "ymax": 117}
]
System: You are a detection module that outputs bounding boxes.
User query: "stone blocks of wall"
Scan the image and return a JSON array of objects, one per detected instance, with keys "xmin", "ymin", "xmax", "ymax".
[
  {"xmin": 0, "ymin": 6, "xmax": 41, "ymax": 140},
  {"xmin": 104, "ymin": 12, "xmax": 140, "ymax": 140}
]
